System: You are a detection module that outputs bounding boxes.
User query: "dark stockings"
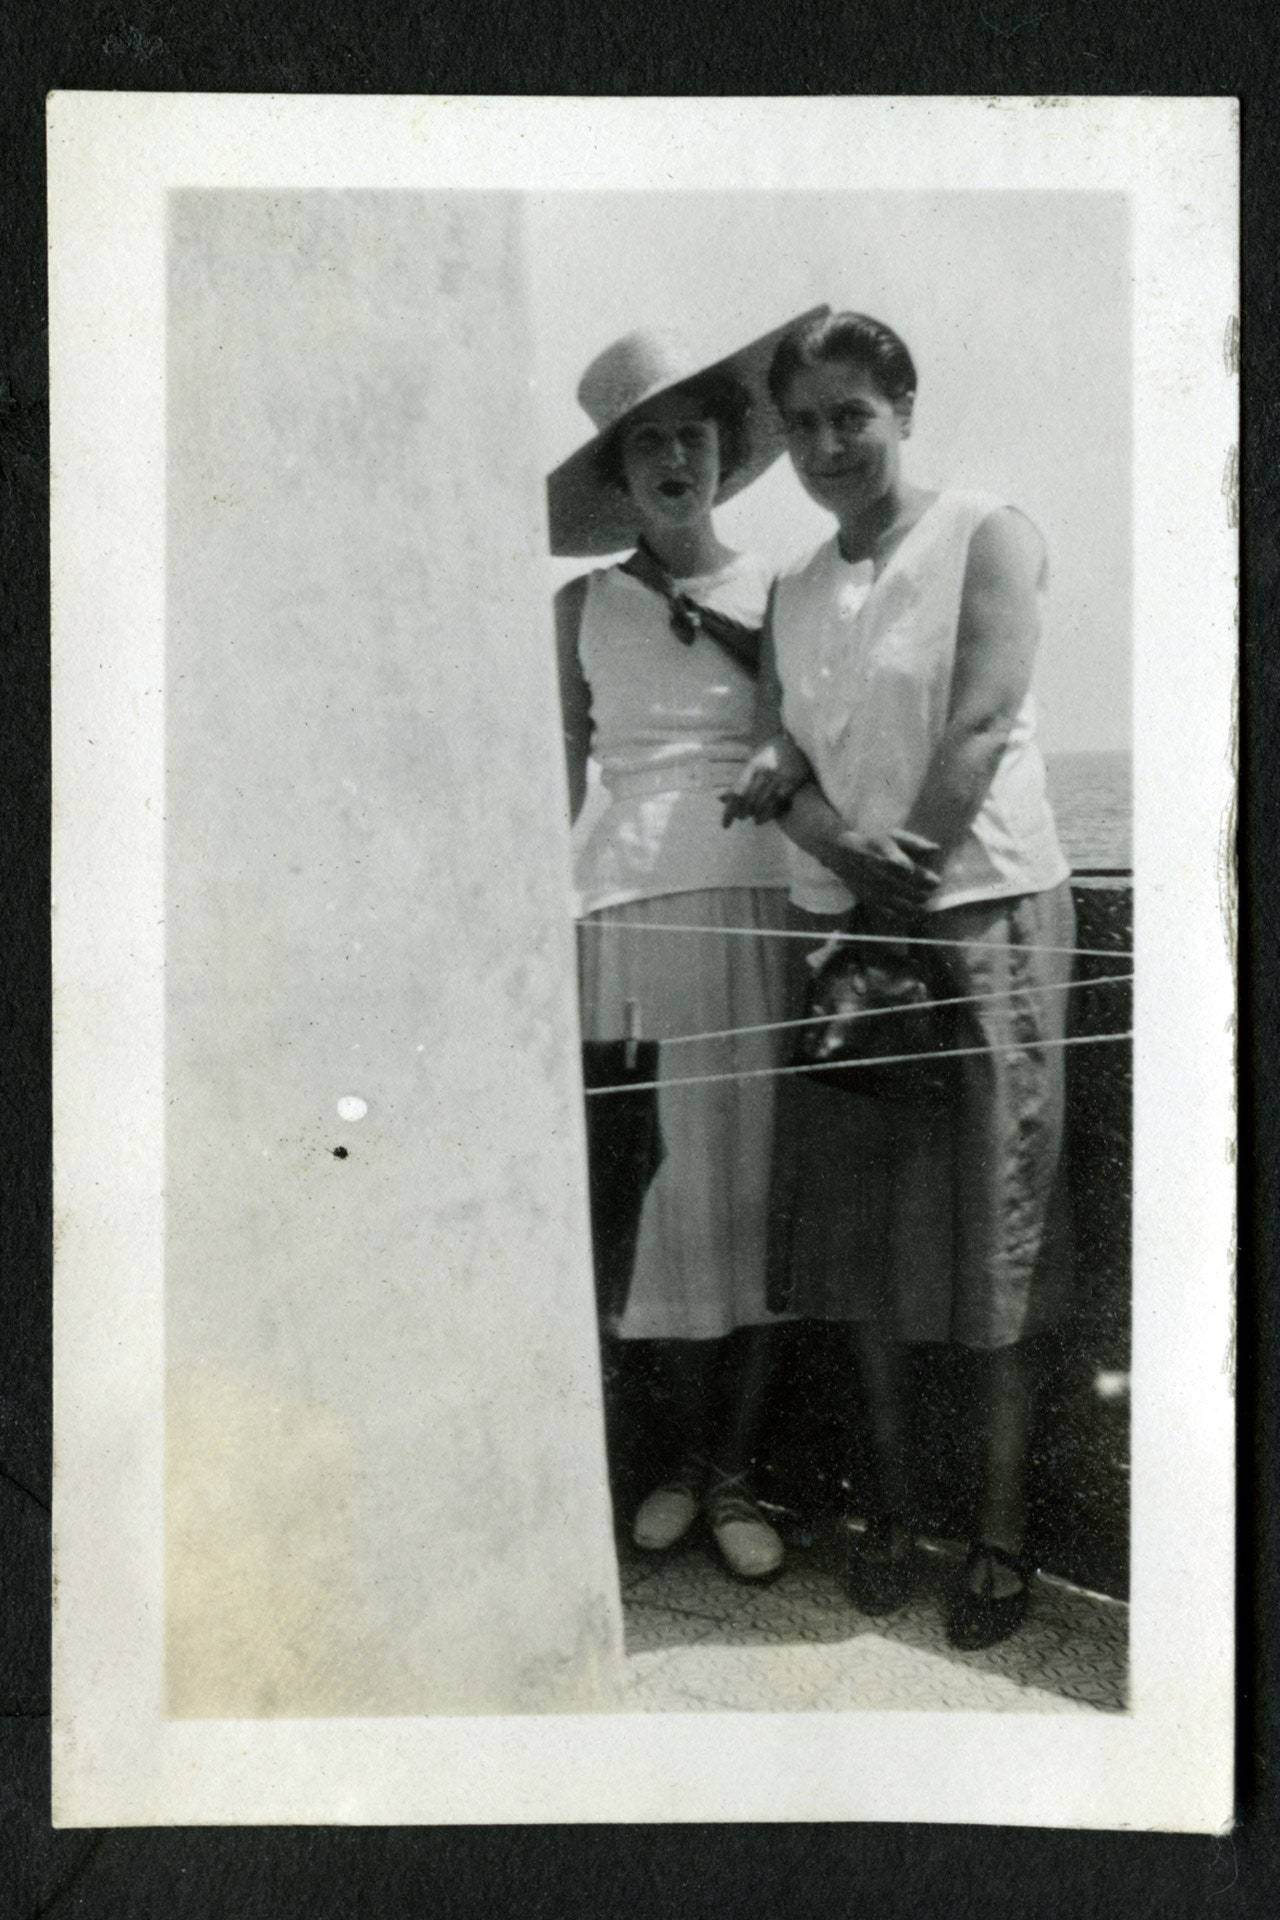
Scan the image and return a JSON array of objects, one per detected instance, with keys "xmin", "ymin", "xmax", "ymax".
[
  {"xmin": 851, "ymin": 1326, "xmax": 1037, "ymax": 1592},
  {"xmin": 968, "ymin": 1340, "xmax": 1035, "ymax": 1595},
  {"xmin": 654, "ymin": 1326, "xmax": 776, "ymax": 1482},
  {"xmin": 850, "ymin": 1326, "xmax": 915, "ymax": 1562}
]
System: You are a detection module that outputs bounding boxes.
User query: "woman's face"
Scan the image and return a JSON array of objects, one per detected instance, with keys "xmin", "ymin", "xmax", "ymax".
[
  {"xmin": 617, "ymin": 390, "xmax": 722, "ymax": 534},
  {"xmin": 777, "ymin": 358, "xmax": 911, "ymax": 524}
]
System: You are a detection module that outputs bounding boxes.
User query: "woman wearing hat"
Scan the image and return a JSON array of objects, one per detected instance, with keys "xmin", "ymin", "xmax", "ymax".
[
  {"xmin": 547, "ymin": 311, "xmax": 825, "ymax": 1583},
  {"xmin": 727, "ymin": 311, "xmax": 1075, "ymax": 1647}
]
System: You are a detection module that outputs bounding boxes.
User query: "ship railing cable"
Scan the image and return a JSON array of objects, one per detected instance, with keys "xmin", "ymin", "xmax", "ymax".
[
  {"xmin": 638, "ymin": 971, "xmax": 1132, "ymax": 1052},
  {"xmin": 583, "ymin": 1028, "xmax": 1132, "ymax": 1099},
  {"xmin": 579, "ymin": 915, "xmax": 1131, "ymax": 963}
]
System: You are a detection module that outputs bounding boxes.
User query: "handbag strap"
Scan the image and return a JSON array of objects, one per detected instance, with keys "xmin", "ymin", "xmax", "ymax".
[{"xmin": 620, "ymin": 542, "xmax": 762, "ymax": 680}]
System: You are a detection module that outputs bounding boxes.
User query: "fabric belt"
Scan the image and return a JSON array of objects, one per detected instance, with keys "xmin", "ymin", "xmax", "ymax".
[{"xmin": 603, "ymin": 760, "xmax": 747, "ymax": 803}]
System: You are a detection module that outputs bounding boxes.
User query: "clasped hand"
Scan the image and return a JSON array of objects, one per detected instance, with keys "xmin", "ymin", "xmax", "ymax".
[
  {"xmin": 720, "ymin": 736, "xmax": 941, "ymax": 912},
  {"xmin": 720, "ymin": 733, "xmax": 813, "ymax": 826},
  {"xmin": 832, "ymin": 828, "xmax": 942, "ymax": 913}
]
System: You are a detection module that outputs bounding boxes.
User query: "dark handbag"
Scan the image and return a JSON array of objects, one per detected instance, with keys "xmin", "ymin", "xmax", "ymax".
[{"xmin": 795, "ymin": 910, "xmax": 959, "ymax": 1104}]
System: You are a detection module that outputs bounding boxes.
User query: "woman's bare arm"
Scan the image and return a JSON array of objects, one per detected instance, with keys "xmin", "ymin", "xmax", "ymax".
[
  {"xmin": 553, "ymin": 574, "xmax": 593, "ymax": 824},
  {"xmin": 903, "ymin": 508, "xmax": 1044, "ymax": 852},
  {"xmin": 752, "ymin": 583, "xmax": 786, "ymax": 748},
  {"xmin": 722, "ymin": 587, "xmax": 814, "ymax": 823},
  {"xmin": 784, "ymin": 790, "xmax": 941, "ymax": 915}
]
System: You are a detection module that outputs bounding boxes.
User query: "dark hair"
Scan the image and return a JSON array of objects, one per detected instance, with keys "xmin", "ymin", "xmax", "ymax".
[
  {"xmin": 767, "ymin": 312, "xmax": 917, "ymax": 410},
  {"xmin": 592, "ymin": 368, "xmax": 753, "ymax": 492}
]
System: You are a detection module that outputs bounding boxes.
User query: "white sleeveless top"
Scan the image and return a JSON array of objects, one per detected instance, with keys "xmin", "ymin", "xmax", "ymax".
[
  {"xmin": 574, "ymin": 555, "xmax": 792, "ymax": 914},
  {"xmin": 773, "ymin": 490, "xmax": 1070, "ymax": 915}
]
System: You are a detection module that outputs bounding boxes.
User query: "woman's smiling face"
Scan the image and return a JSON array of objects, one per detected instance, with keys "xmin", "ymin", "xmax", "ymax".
[
  {"xmin": 776, "ymin": 359, "xmax": 912, "ymax": 524},
  {"xmin": 617, "ymin": 389, "xmax": 722, "ymax": 533}
]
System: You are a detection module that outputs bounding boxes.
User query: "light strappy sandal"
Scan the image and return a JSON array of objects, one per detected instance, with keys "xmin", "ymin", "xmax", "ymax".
[
  {"xmin": 632, "ymin": 1456, "xmax": 707, "ymax": 1552},
  {"xmin": 704, "ymin": 1468, "xmax": 785, "ymax": 1583}
]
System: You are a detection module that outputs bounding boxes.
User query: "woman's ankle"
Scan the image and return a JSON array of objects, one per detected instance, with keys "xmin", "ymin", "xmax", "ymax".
[
  {"xmin": 860, "ymin": 1512, "xmax": 914, "ymax": 1559},
  {"xmin": 964, "ymin": 1539, "xmax": 1030, "ymax": 1597}
]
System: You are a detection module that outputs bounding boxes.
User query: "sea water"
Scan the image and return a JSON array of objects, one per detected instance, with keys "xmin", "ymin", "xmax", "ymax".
[{"xmin": 1045, "ymin": 749, "xmax": 1132, "ymax": 873}]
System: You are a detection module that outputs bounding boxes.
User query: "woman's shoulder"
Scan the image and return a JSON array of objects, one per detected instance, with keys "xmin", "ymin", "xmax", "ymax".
[
  {"xmin": 710, "ymin": 546, "xmax": 772, "ymax": 602},
  {"xmin": 560, "ymin": 560, "xmax": 667, "ymax": 654},
  {"xmin": 773, "ymin": 533, "xmax": 841, "ymax": 591},
  {"xmin": 678, "ymin": 547, "xmax": 773, "ymax": 624},
  {"xmin": 929, "ymin": 492, "xmax": 1046, "ymax": 576},
  {"xmin": 718, "ymin": 547, "xmax": 771, "ymax": 590},
  {"xmin": 553, "ymin": 570, "xmax": 592, "ymax": 627},
  {"xmin": 553, "ymin": 570, "xmax": 593, "ymax": 606},
  {"xmin": 555, "ymin": 562, "xmax": 619, "ymax": 602},
  {"xmin": 554, "ymin": 563, "xmax": 623, "ymax": 626},
  {"xmin": 935, "ymin": 489, "xmax": 1042, "ymax": 541},
  {"xmin": 947, "ymin": 493, "xmax": 1045, "ymax": 572}
]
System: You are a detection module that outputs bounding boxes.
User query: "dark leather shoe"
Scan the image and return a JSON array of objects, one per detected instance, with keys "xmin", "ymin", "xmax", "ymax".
[
  {"xmin": 945, "ymin": 1543, "xmax": 1033, "ymax": 1650},
  {"xmin": 842, "ymin": 1518, "xmax": 919, "ymax": 1615}
]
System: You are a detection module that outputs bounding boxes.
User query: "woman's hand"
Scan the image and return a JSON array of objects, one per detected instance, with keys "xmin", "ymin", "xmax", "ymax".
[
  {"xmin": 829, "ymin": 828, "xmax": 942, "ymax": 913},
  {"xmin": 721, "ymin": 733, "xmax": 814, "ymax": 826}
]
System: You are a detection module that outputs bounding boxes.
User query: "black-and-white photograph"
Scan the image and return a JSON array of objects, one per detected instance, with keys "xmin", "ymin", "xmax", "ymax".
[
  {"xmin": 50, "ymin": 96, "xmax": 1235, "ymax": 1829},
  {"xmin": 163, "ymin": 184, "xmax": 1132, "ymax": 1718}
]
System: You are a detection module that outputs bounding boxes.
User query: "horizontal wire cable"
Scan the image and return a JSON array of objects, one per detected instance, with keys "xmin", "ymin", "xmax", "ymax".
[
  {"xmin": 648, "ymin": 970, "xmax": 1134, "ymax": 1050},
  {"xmin": 583, "ymin": 1026, "xmax": 1133, "ymax": 1099},
  {"xmin": 580, "ymin": 916, "xmax": 1130, "ymax": 962}
]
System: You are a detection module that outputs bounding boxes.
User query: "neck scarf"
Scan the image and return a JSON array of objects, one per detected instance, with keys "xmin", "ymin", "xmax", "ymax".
[{"xmin": 620, "ymin": 541, "xmax": 761, "ymax": 680}]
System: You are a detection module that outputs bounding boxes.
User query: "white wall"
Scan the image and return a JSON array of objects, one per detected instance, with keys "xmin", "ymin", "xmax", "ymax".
[{"xmin": 164, "ymin": 191, "xmax": 624, "ymax": 1716}]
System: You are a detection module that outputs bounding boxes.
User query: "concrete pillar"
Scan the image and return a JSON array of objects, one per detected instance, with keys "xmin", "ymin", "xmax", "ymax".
[{"xmin": 164, "ymin": 191, "xmax": 624, "ymax": 1716}]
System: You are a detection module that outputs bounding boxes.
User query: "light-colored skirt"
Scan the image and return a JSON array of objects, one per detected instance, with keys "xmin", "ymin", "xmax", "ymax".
[
  {"xmin": 768, "ymin": 883, "xmax": 1076, "ymax": 1349},
  {"xmin": 578, "ymin": 887, "xmax": 792, "ymax": 1341}
]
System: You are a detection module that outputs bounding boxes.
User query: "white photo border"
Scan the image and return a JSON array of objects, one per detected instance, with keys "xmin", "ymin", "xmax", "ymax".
[{"xmin": 50, "ymin": 93, "xmax": 1237, "ymax": 1830}]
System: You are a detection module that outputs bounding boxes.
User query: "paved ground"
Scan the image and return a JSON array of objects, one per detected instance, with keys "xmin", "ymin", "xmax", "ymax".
[{"xmin": 619, "ymin": 1522, "xmax": 1129, "ymax": 1714}]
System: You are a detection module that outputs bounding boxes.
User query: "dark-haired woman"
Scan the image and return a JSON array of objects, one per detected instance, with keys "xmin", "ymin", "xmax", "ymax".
[
  {"xmin": 546, "ymin": 314, "xmax": 825, "ymax": 1582},
  {"xmin": 729, "ymin": 311, "xmax": 1074, "ymax": 1645}
]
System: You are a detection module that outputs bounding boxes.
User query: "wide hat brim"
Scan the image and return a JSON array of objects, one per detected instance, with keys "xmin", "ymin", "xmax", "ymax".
[{"xmin": 545, "ymin": 305, "xmax": 829, "ymax": 558}]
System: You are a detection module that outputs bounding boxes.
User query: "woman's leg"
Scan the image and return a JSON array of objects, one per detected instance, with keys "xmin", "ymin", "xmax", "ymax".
[
  {"xmin": 934, "ymin": 889, "xmax": 1071, "ymax": 1644},
  {"xmin": 711, "ymin": 1325, "xmax": 776, "ymax": 1479},
  {"xmin": 634, "ymin": 1333, "xmax": 785, "ymax": 1576},
  {"xmin": 944, "ymin": 1339, "xmax": 1038, "ymax": 1648},
  {"xmin": 630, "ymin": 1337, "xmax": 719, "ymax": 1551},
  {"xmin": 646, "ymin": 1324, "xmax": 779, "ymax": 1477},
  {"xmin": 841, "ymin": 1325, "xmax": 918, "ymax": 1610},
  {"xmin": 652, "ymin": 1337, "xmax": 718, "ymax": 1461},
  {"xmin": 851, "ymin": 1324, "xmax": 914, "ymax": 1541},
  {"xmin": 965, "ymin": 1340, "xmax": 1036, "ymax": 1597},
  {"xmin": 702, "ymin": 1326, "xmax": 785, "ymax": 1581}
]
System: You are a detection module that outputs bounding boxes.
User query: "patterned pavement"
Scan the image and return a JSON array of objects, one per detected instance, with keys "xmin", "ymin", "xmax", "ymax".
[{"xmin": 620, "ymin": 1523, "xmax": 1128, "ymax": 1714}]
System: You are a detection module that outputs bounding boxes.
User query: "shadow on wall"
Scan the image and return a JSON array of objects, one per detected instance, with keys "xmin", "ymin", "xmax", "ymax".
[{"xmin": 594, "ymin": 881, "xmax": 1133, "ymax": 1601}]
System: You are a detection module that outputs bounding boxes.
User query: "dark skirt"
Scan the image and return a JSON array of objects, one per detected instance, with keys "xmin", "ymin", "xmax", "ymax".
[{"xmin": 767, "ymin": 883, "xmax": 1076, "ymax": 1349}]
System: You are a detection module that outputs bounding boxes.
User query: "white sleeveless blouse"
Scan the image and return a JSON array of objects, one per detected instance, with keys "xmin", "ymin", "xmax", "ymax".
[
  {"xmin": 574, "ymin": 556, "xmax": 792, "ymax": 914},
  {"xmin": 772, "ymin": 490, "xmax": 1070, "ymax": 915}
]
